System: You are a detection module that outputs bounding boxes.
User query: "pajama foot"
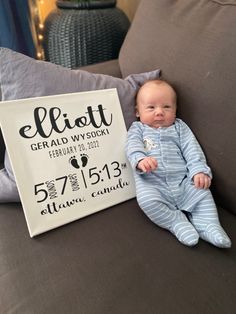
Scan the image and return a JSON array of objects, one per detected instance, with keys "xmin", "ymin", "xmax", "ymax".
[
  {"xmin": 170, "ymin": 212, "xmax": 199, "ymax": 247},
  {"xmin": 198, "ymin": 223, "xmax": 231, "ymax": 248}
]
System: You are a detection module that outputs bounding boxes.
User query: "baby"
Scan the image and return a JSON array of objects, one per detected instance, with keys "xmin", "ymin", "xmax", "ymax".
[{"xmin": 126, "ymin": 79, "xmax": 231, "ymax": 248}]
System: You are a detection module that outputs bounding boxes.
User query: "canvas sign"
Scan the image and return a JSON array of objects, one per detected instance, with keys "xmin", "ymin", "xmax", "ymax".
[{"xmin": 0, "ymin": 89, "xmax": 135, "ymax": 237}]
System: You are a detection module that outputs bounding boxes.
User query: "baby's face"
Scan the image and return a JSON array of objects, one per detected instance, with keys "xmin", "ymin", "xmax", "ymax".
[{"xmin": 136, "ymin": 82, "xmax": 176, "ymax": 128}]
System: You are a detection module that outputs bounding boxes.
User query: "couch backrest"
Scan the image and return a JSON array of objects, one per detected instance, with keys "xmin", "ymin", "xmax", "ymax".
[{"xmin": 119, "ymin": 0, "xmax": 236, "ymax": 214}]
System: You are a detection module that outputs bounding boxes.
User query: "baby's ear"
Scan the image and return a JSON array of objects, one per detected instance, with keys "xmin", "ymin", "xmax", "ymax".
[{"xmin": 135, "ymin": 104, "xmax": 140, "ymax": 118}]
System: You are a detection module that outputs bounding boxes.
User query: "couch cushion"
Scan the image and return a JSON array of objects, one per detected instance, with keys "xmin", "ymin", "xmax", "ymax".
[
  {"xmin": 119, "ymin": 0, "xmax": 236, "ymax": 214},
  {"xmin": 0, "ymin": 199, "xmax": 235, "ymax": 313},
  {"xmin": 81, "ymin": 59, "xmax": 122, "ymax": 77}
]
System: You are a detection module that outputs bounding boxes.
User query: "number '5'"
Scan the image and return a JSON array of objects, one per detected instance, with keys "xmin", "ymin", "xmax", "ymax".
[
  {"xmin": 34, "ymin": 183, "xmax": 48, "ymax": 203},
  {"xmin": 89, "ymin": 167, "xmax": 100, "ymax": 185}
]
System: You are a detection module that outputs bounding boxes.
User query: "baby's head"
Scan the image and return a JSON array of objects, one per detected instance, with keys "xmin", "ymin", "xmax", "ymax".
[{"xmin": 136, "ymin": 79, "xmax": 177, "ymax": 128}]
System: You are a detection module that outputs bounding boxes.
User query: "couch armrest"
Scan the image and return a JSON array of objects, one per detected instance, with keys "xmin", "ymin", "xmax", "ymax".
[{"xmin": 80, "ymin": 59, "xmax": 122, "ymax": 77}]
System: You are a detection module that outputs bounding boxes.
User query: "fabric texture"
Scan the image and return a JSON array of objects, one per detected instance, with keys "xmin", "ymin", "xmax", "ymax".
[{"xmin": 0, "ymin": 47, "xmax": 160, "ymax": 202}]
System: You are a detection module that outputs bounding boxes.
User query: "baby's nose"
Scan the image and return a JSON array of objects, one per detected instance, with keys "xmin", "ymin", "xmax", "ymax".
[{"xmin": 155, "ymin": 107, "xmax": 164, "ymax": 115}]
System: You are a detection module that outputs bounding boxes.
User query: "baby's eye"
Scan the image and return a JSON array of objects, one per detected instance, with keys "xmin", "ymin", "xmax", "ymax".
[
  {"xmin": 147, "ymin": 105, "xmax": 155, "ymax": 110},
  {"xmin": 163, "ymin": 104, "xmax": 173, "ymax": 109}
]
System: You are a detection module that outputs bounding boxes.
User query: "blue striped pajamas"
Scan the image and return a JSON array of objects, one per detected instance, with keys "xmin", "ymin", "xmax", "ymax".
[{"xmin": 126, "ymin": 119, "xmax": 231, "ymax": 247}]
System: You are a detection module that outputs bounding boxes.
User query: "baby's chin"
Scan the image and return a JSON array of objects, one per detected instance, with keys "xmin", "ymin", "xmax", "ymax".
[{"xmin": 149, "ymin": 121, "xmax": 174, "ymax": 128}]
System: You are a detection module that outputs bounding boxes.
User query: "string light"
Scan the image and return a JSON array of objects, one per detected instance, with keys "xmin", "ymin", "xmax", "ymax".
[
  {"xmin": 38, "ymin": 34, "xmax": 44, "ymax": 41},
  {"xmin": 36, "ymin": 0, "xmax": 45, "ymax": 59},
  {"xmin": 29, "ymin": 0, "xmax": 46, "ymax": 60},
  {"xmin": 37, "ymin": 52, "xmax": 43, "ymax": 58}
]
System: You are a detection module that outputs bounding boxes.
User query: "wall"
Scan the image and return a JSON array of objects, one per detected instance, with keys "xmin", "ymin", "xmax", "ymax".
[{"xmin": 39, "ymin": 0, "xmax": 141, "ymax": 22}]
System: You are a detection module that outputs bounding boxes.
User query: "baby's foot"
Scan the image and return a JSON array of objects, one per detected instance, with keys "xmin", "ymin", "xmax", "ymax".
[
  {"xmin": 170, "ymin": 212, "xmax": 199, "ymax": 247},
  {"xmin": 198, "ymin": 223, "xmax": 231, "ymax": 248}
]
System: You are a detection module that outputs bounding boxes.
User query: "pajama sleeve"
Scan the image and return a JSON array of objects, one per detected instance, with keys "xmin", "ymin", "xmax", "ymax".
[
  {"xmin": 177, "ymin": 119, "xmax": 212, "ymax": 180},
  {"xmin": 125, "ymin": 122, "xmax": 147, "ymax": 171}
]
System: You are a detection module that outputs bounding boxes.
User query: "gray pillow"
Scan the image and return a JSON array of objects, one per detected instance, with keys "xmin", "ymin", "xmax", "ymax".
[
  {"xmin": 0, "ymin": 153, "xmax": 19, "ymax": 202},
  {"xmin": 0, "ymin": 47, "xmax": 160, "ymax": 202}
]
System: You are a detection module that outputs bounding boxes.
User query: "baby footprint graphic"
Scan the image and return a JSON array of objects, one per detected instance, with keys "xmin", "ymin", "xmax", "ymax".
[
  {"xmin": 69, "ymin": 156, "xmax": 80, "ymax": 169},
  {"xmin": 81, "ymin": 154, "xmax": 88, "ymax": 167},
  {"xmin": 69, "ymin": 154, "xmax": 89, "ymax": 169}
]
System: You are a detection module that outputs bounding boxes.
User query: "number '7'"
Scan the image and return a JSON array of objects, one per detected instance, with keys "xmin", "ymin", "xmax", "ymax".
[{"xmin": 55, "ymin": 176, "xmax": 68, "ymax": 195}]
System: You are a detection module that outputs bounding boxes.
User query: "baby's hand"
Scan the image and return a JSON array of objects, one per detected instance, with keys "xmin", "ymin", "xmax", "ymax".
[
  {"xmin": 193, "ymin": 172, "xmax": 211, "ymax": 189},
  {"xmin": 137, "ymin": 157, "xmax": 158, "ymax": 173}
]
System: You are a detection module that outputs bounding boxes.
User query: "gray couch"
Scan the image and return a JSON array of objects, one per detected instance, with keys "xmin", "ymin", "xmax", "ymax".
[{"xmin": 0, "ymin": 0, "xmax": 236, "ymax": 313}]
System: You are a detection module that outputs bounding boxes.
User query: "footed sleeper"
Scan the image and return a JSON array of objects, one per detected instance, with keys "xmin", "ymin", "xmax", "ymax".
[{"xmin": 126, "ymin": 119, "xmax": 231, "ymax": 248}]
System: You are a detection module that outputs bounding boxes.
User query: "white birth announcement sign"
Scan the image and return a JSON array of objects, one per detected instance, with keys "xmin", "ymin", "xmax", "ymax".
[{"xmin": 0, "ymin": 89, "xmax": 136, "ymax": 237}]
